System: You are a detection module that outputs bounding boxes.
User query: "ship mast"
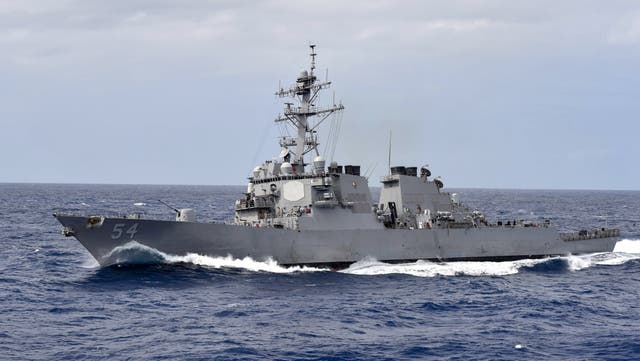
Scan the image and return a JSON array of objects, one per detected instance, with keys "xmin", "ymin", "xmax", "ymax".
[{"xmin": 275, "ymin": 45, "xmax": 344, "ymax": 171}]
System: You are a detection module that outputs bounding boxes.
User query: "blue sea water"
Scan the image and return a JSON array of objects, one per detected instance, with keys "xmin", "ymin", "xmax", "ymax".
[{"xmin": 1, "ymin": 183, "xmax": 640, "ymax": 360}]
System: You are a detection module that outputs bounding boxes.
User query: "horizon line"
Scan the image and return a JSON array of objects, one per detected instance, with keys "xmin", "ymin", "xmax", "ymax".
[{"xmin": 1, "ymin": 181, "xmax": 637, "ymax": 192}]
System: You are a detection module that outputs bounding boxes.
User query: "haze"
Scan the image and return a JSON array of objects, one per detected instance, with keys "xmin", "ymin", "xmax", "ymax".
[{"xmin": 1, "ymin": 1, "xmax": 639, "ymax": 190}]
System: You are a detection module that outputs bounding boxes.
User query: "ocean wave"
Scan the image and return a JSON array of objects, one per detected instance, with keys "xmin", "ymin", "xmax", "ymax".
[
  {"xmin": 340, "ymin": 257, "xmax": 546, "ymax": 277},
  {"xmin": 613, "ymin": 238, "xmax": 640, "ymax": 253},
  {"xmin": 102, "ymin": 241, "xmax": 326, "ymax": 273},
  {"xmin": 564, "ymin": 238, "xmax": 640, "ymax": 270},
  {"xmin": 80, "ymin": 257, "xmax": 100, "ymax": 269},
  {"xmin": 98, "ymin": 239, "xmax": 640, "ymax": 277},
  {"xmin": 341, "ymin": 239, "xmax": 640, "ymax": 277}
]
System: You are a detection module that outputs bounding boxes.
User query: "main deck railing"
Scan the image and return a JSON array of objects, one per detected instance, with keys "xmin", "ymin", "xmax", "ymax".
[{"xmin": 561, "ymin": 228, "xmax": 620, "ymax": 241}]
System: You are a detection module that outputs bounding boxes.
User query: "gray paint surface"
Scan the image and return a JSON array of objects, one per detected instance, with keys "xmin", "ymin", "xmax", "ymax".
[{"xmin": 54, "ymin": 214, "xmax": 617, "ymax": 267}]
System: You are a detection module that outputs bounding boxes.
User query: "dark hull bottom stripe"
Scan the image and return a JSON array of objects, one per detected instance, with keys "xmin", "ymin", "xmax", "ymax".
[{"xmin": 282, "ymin": 254, "xmax": 567, "ymax": 270}]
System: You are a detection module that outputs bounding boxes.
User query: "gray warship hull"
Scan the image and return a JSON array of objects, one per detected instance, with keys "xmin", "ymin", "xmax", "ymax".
[
  {"xmin": 54, "ymin": 214, "xmax": 619, "ymax": 268},
  {"xmin": 53, "ymin": 46, "xmax": 621, "ymax": 268}
]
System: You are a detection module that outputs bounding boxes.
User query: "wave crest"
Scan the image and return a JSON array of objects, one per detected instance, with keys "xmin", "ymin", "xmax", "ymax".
[
  {"xmin": 98, "ymin": 239, "xmax": 640, "ymax": 276},
  {"xmin": 613, "ymin": 238, "xmax": 640, "ymax": 253},
  {"xmin": 341, "ymin": 257, "xmax": 545, "ymax": 277},
  {"xmin": 102, "ymin": 241, "xmax": 326, "ymax": 273},
  {"xmin": 341, "ymin": 239, "xmax": 640, "ymax": 277}
]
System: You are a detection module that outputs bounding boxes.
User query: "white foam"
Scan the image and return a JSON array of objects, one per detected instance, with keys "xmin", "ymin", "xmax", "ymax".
[
  {"xmin": 342, "ymin": 239, "xmax": 640, "ymax": 277},
  {"xmin": 566, "ymin": 254, "xmax": 593, "ymax": 271},
  {"xmin": 613, "ymin": 239, "xmax": 640, "ymax": 253},
  {"xmin": 582, "ymin": 239, "xmax": 640, "ymax": 266},
  {"xmin": 103, "ymin": 241, "xmax": 326, "ymax": 273},
  {"xmin": 564, "ymin": 241, "xmax": 640, "ymax": 270},
  {"xmin": 103, "ymin": 241, "xmax": 166, "ymax": 265},
  {"xmin": 340, "ymin": 257, "xmax": 547, "ymax": 277},
  {"xmin": 95, "ymin": 239, "xmax": 640, "ymax": 276},
  {"xmin": 162, "ymin": 252, "xmax": 325, "ymax": 273},
  {"xmin": 133, "ymin": 202, "xmax": 147, "ymax": 206},
  {"xmin": 80, "ymin": 256, "xmax": 100, "ymax": 269}
]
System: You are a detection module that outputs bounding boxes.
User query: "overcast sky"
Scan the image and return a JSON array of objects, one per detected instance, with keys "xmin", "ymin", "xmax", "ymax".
[{"xmin": 1, "ymin": 0, "xmax": 639, "ymax": 189}]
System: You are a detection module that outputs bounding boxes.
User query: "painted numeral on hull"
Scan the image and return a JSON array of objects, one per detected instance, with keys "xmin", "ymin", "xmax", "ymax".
[{"xmin": 112, "ymin": 223, "xmax": 139, "ymax": 240}]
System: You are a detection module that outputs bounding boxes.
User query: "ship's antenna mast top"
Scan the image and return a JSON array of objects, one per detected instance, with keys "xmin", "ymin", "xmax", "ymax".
[
  {"xmin": 274, "ymin": 45, "xmax": 344, "ymax": 171},
  {"xmin": 388, "ymin": 130, "xmax": 392, "ymax": 176},
  {"xmin": 310, "ymin": 44, "xmax": 316, "ymax": 76}
]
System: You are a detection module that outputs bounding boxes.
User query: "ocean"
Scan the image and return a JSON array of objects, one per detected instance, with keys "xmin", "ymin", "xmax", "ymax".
[{"xmin": 1, "ymin": 183, "xmax": 639, "ymax": 360}]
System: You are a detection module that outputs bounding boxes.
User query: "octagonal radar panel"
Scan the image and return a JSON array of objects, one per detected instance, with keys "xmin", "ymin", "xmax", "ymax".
[{"xmin": 283, "ymin": 181, "xmax": 305, "ymax": 201}]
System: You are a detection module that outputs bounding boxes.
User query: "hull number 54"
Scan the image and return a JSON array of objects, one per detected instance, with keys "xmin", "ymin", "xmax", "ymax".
[{"xmin": 111, "ymin": 223, "xmax": 139, "ymax": 240}]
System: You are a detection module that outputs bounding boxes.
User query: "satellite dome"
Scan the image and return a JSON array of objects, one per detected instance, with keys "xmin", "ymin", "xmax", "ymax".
[
  {"xmin": 434, "ymin": 177, "xmax": 444, "ymax": 189},
  {"xmin": 252, "ymin": 166, "xmax": 263, "ymax": 179},
  {"xmin": 281, "ymin": 162, "xmax": 293, "ymax": 175}
]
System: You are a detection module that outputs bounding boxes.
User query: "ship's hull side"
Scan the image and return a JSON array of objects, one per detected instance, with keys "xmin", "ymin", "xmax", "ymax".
[{"xmin": 54, "ymin": 215, "xmax": 619, "ymax": 268}]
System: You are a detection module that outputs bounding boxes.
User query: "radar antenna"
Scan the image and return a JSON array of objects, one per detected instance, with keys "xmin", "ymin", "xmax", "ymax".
[
  {"xmin": 310, "ymin": 44, "xmax": 316, "ymax": 75},
  {"xmin": 388, "ymin": 130, "xmax": 392, "ymax": 175}
]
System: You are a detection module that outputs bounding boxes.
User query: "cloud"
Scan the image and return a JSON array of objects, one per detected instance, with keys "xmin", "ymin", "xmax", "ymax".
[
  {"xmin": 0, "ymin": 1, "xmax": 557, "ymax": 71},
  {"xmin": 608, "ymin": 12, "xmax": 640, "ymax": 45},
  {"xmin": 1, "ymin": 1, "xmax": 639, "ymax": 188},
  {"xmin": 357, "ymin": 18, "xmax": 501, "ymax": 41}
]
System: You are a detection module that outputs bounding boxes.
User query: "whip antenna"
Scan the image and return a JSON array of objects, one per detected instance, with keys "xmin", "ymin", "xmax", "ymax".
[{"xmin": 387, "ymin": 130, "xmax": 392, "ymax": 175}]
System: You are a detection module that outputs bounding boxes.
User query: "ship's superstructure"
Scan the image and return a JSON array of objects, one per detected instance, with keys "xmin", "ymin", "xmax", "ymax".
[
  {"xmin": 53, "ymin": 45, "xmax": 620, "ymax": 268},
  {"xmin": 234, "ymin": 45, "xmax": 382, "ymax": 231},
  {"xmin": 234, "ymin": 46, "xmax": 508, "ymax": 234}
]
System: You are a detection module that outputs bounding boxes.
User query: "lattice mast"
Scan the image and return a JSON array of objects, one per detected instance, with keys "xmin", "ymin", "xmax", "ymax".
[{"xmin": 275, "ymin": 45, "xmax": 344, "ymax": 171}]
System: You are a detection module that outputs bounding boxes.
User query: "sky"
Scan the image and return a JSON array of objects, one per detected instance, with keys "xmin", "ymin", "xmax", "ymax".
[{"xmin": 1, "ymin": 0, "xmax": 639, "ymax": 189}]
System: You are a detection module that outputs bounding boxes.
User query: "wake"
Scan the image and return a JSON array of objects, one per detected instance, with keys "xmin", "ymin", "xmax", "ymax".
[
  {"xmin": 89, "ymin": 239, "xmax": 640, "ymax": 277},
  {"xmin": 343, "ymin": 239, "xmax": 640, "ymax": 277},
  {"xmin": 98, "ymin": 241, "xmax": 325, "ymax": 273}
]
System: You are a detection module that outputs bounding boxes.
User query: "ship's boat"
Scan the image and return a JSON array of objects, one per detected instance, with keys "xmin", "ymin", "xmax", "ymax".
[{"xmin": 54, "ymin": 45, "xmax": 620, "ymax": 268}]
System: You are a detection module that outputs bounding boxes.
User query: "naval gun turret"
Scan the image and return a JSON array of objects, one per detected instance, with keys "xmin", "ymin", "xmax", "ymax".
[{"xmin": 158, "ymin": 200, "xmax": 196, "ymax": 222}]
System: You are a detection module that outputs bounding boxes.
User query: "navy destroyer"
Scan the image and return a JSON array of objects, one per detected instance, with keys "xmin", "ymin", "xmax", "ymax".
[{"xmin": 54, "ymin": 45, "xmax": 619, "ymax": 268}]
